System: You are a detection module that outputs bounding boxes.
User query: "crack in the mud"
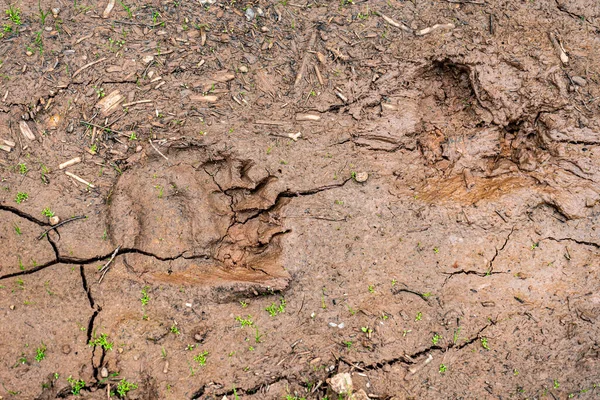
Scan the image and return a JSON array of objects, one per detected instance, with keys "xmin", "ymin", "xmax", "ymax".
[
  {"xmin": 0, "ymin": 204, "xmax": 49, "ymax": 226},
  {"xmin": 0, "ymin": 247, "xmax": 205, "ymax": 281},
  {"xmin": 541, "ymin": 236, "xmax": 600, "ymax": 249},
  {"xmin": 488, "ymin": 227, "xmax": 515, "ymax": 272}
]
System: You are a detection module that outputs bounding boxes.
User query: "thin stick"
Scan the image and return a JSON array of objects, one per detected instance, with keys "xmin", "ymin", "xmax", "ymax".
[
  {"xmin": 122, "ymin": 99, "xmax": 153, "ymax": 107},
  {"xmin": 37, "ymin": 215, "xmax": 86, "ymax": 240},
  {"xmin": 99, "ymin": 245, "xmax": 121, "ymax": 283},
  {"xmin": 65, "ymin": 171, "xmax": 95, "ymax": 188},
  {"xmin": 149, "ymin": 139, "xmax": 169, "ymax": 160},
  {"xmin": 80, "ymin": 120, "xmax": 126, "ymax": 136},
  {"xmin": 72, "ymin": 57, "xmax": 107, "ymax": 78}
]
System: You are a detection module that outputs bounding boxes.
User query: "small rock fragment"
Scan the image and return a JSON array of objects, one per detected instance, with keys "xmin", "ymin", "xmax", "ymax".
[
  {"xmin": 239, "ymin": 65, "xmax": 248, "ymax": 73},
  {"xmin": 327, "ymin": 372, "xmax": 353, "ymax": 394},
  {"xmin": 52, "ymin": 8, "xmax": 60, "ymax": 18},
  {"xmin": 328, "ymin": 322, "xmax": 338, "ymax": 328},
  {"xmin": 49, "ymin": 216, "xmax": 60, "ymax": 225},
  {"xmin": 354, "ymin": 172, "xmax": 369, "ymax": 183},
  {"xmin": 100, "ymin": 367, "xmax": 109, "ymax": 378},
  {"xmin": 19, "ymin": 121, "xmax": 36, "ymax": 141},
  {"xmin": 163, "ymin": 361, "xmax": 169, "ymax": 374},
  {"xmin": 261, "ymin": 26, "xmax": 269, "ymax": 33},
  {"xmin": 9, "ymin": 305, "xmax": 15, "ymax": 310},
  {"xmin": 337, "ymin": 322, "xmax": 345, "ymax": 329},
  {"xmin": 572, "ymin": 76, "xmax": 587, "ymax": 87},
  {"xmin": 245, "ymin": 8, "xmax": 255, "ymax": 21}
]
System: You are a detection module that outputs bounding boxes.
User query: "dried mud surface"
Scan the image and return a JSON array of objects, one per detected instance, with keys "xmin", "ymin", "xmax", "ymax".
[{"xmin": 0, "ymin": 0, "xmax": 599, "ymax": 399}]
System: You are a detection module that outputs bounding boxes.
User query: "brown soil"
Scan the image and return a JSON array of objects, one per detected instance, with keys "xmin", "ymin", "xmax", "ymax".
[{"xmin": 1, "ymin": 0, "xmax": 599, "ymax": 399}]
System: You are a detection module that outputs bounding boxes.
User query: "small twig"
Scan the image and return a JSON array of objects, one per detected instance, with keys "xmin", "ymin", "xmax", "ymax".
[
  {"xmin": 72, "ymin": 57, "xmax": 107, "ymax": 78},
  {"xmin": 80, "ymin": 120, "xmax": 126, "ymax": 136},
  {"xmin": 149, "ymin": 139, "xmax": 169, "ymax": 160},
  {"xmin": 37, "ymin": 215, "xmax": 86, "ymax": 240},
  {"xmin": 65, "ymin": 171, "xmax": 95, "ymax": 188},
  {"xmin": 99, "ymin": 245, "xmax": 121, "ymax": 283}
]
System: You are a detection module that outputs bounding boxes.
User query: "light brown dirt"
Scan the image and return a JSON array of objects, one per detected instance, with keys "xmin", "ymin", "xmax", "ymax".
[{"xmin": 1, "ymin": 0, "xmax": 599, "ymax": 399}]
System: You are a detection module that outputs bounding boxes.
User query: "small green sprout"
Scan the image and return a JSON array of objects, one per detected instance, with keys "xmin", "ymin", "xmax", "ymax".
[
  {"xmin": 42, "ymin": 207, "xmax": 55, "ymax": 217},
  {"xmin": 15, "ymin": 192, "xmax": 28, "ymax": 204},
  {"xmin": 439, "ymin": 364, "xmax": 447, "ymax": 373},
  {"xmin": 432, "ymin": 334, "xmax": 442, "ymax": 345},
  {"xmin": 170, "ymin": 325, "xmax": 180, "ymax": 335},
  {"xmin": 415, "ymin": 312, "xmax": 422, "ymax": 321},
  {"xmin": 480, "ymin": 337, "xmax": 490, "ymax": 350},
  {"xmin": 88, "ymin": 333, "xmax": 113, "ymax": 351},
  {"xmin": 265, "ymin": 297, "xmax": 286, "ymax": 316},
  {"xmin": 116, "ymin": 379, "xmax": 138, "ymax": 397},
  {"xmin": 67, "ymin": 376, "xmax": 85, "ymax": 395},
  {"xmin": 235, "ymin": 315, "xmax": 254, "ymax": 327},
  {"xmin": 193, "ymin": 350, "xmax": 209, "ymax": 366},
  {"xmin": 35, "ymin": 343, "xmax": 47, "ymax": 362},
  {"xmin": 17, "ymin": 162, "xmax": 27, "ymax": 174}
]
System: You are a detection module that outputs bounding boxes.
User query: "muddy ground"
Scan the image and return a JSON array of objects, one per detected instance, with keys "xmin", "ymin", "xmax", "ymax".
[{"xmin": 0, "ymin": 0, "xmax": 599, "ymax": 398}]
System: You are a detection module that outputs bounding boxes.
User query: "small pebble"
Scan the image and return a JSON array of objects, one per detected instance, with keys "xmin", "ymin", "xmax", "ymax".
[
  {"xmin": 194, "ymin": 333, "xmax": 203, "ymax": 342},
  {"xmin": 239, "ymin": 65, "xmax": 248, "ymax": 73},
  {"xmin": 100, "ymin": 367, "xmax": 108, "ymax": 378},
  {"xmin": 261, "ymin": 26, "xmax": 269, "ymax": 33},
  {"xmin": 44, "ymin": 26, "xmax": 52, "ymax": 32},
  {"xmin": 354, "ymin": 172, "xmax": 369, "ymax": 183},
  {"xmin": 49, "ymin": 216, "xmax": 60, "ymax": 225},
  {"xmin": 256, "ymin": 7, "xmax": 264, "ymax": 17},
  {"xmin": 328, "ymin": 322, "xmax": 338, "ymax": 328},
  {"xmin": 185, "ymin": 302, "xmax": 192, "ymax": 307},
  {"xmin": 245, "ymin": 7, "xmax": 255, "ymax": 21},
  {"xmin": 337, "ymin": 322, "xmax": 345, "ymax": 329},
  {"xmin": 52, "ymin": 8, "xmax": 60, "ymax": 18},
  {"xmin": 26, "ymin": 51, "xmax": 33, "ymax": 56},
  {"xmin": 572, "ymin": 76, "xmax": 587, "ymax": 86},
  {"xmin": 163, "ymin": 361, "xmax": 169, "ymax": 374},
  {"xmin": 9, "ymin": 305, "xmax": 15, "ymax": 310},
  {"xmin": 133, "ymin": 355, "xmax": 139, "ymax": 361},
  {"xmin": 136, "ymin": 145, "xmax": 142, "ymax": 152}
]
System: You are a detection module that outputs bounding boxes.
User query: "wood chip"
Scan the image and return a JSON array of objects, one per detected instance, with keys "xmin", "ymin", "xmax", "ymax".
[
  {"xmin": 415, "ymin": 23, "xmax": 455, "ymax": 36},
  {"xmin": 296, "ymin": 114, "xmax": 321, "ymax": 121},
  {"xmin": 65, "ymin": 171, "xmax": 95, "ymax": 188},
  {"xmin": 189, "ymin": 95, "xmax": 218, "ymax": 103},
  {"xmin": 378, "ymin": 12, "xmax": 412, "ymax": 33},
  {"xmin": 0, "ymin": 144, "xmax": 11, "ymax": 152},
  {"xmin": 59, "ymin": 157, "xmax": 82, "ymax": 170},
  {"xmin": 102, "ymin": 0, "xmax": 116, "ymax": 18},
  {"xmin": 96, "ymin": 90, "xmax": 124, "ymax": 116},
  {"xmin": 19, "ymin": 121, "xmax": 36, "ymax": 141},
  {"xmin": 122, "ymin": 99, "xmax": 153, "ymax": 107},
  {"xmin": 2, "ymin": 139, "xmax": 15, "ymax": 147}
]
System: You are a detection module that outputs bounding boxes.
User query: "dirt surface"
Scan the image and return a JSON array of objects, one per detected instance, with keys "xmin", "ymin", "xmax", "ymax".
[{"xmin": 1, "ymin": 0, "xmax": 599, "ymax": 398}]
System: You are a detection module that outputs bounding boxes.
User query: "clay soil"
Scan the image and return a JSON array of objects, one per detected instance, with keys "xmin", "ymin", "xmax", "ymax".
[{"xmin": 1, "ymin": 0, "xmax": 599, "ymax": 398}]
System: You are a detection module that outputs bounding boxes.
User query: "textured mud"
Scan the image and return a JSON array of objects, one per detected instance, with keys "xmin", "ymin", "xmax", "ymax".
[{"xmin": 1, "ymin": 0, "xmax": 599, "ymax": 399}]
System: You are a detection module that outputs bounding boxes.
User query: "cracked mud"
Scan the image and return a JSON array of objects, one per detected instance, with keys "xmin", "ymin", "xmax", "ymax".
[{"xmin": 1, "ymin": 0, "xmax": 600, "ymax": 399}]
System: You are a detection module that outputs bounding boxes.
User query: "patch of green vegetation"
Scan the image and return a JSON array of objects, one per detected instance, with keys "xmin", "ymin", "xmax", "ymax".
[
  {"xmin": 170, "ymin": 324, "xmax": 180, "ymax": 335},
  {"xmin": 368, "ymin": 284, "xmax": 375, "ymax": 293},
  {"xmin": 38, "ymin": 1, "xmax": 50, "ymax": 25},
  {"xmin": 254, "ymin": 327, "xmax": 262, "ymax": 344},
  {"xmin": 35, "ymin": 343, "xmax": 47, "ymax": 362},
  {"xmin": 415, "ymin": 311, "xmax": 422, "ymax": 321},
  {"xmin": 432, "ymin": 333, "xmax": 442, "ymax": 345},
  {"xmin": 235, "ymin": 315, "xmax": 254, "ymax": 327},
  {"xmin": 14, "ymin": 223, "xmax": 21, "ymax": 235},
  {"xmin": 17, "ymin": 162, "xmax": 27, "ymax": 174},
  {"xmin": 42, "ymin": 207, "xmax": 55, "ymax": 217},
  {"xmin": 439, "ymin": 363, "xmax": 447, "ymax": 373},
  {"xmin": 6, "ymin": 4, "xmax": 22, "ymax": 25},
  {"xmin": 193, "ymin": 350, "xmax": 208, "ymax": 366},
  {"xmin": 34, "ymin": 30, "xmax": 43, "ymax": 54},
  {"xmin": 116, "ymin": 378, "xmax": 138, "ymax": 397},
  {"xmin": 480, "ymin": 337, "xmax": 490, "ymax": 350},
  {"xmin": 67, "ymin": 376, "xmax": 85, "ymax": 395},
  {"xmin": 15, "ymin": 192, "xmax": 28, "ymax": 204},
  {"xmin": 89, "ymin": 333, "xmax": 114, "ymax": 351},
  {"xmin": 118, "ymin": 0, "xmax": 133, "ymax": 19},
  {"xmin": 265, "ymin": 297, "xmax": 286, "ymax": 317},
  {"xmin": 140, "ymin": 286, "xmax": 150, "ymax": 306}
]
